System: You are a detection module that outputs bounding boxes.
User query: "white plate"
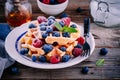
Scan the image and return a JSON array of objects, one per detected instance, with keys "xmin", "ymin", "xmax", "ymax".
[{"xmin": 5, "ymin": 21, "xmax": 95, "ymax": 69}]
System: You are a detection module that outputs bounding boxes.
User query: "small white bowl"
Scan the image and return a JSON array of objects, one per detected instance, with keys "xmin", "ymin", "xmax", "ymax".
[{"xmin": 37, "ymin": 0, "xmax": 69, "ymax": 16}]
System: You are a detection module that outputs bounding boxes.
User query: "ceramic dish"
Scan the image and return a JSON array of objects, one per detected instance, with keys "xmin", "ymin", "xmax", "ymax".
[{"xmin": 5, "ymin": 21, "xmax": 95, "ymax": 69}]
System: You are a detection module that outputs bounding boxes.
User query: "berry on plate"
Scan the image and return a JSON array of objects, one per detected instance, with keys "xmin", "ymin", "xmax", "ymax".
[
  {"xmin": 42, "ymin": 32, "xmax": 48, "ymax": 38},
  {"xmin": 62, "ymin": 17, "xmax": 71, "ymax": 26},
  {"xmin": 70, "ymin": 24, "xmax": 77, "ymax": 28},
  {"xmin": 32, "ymin": 39, "xmax": 43, "ymax": 48},
  {"xmin": 48, "ymin": 19, "xmax": 55, "ymax": 26},
  {"xmin": 75, "ymin": 44, "xmax": 82, "ymax": 49},
  {"xmin": 37, "ymin": 16, "xmax": 47, "ymax": 23},
  {"xmin": 20, "ymin": 48, "xmax": 29, "ymax": 55},
  {"xmin": 62, "ymin": 32, "xmax": 70, "ymax": 37},
  {"xmin": 52, "ymin": 31, "xmax": 60, "ymax": 37},
  {"xmin": 76, "ymin": 37, "xmax": 85, "ymax": 45},
  {"xmin": 50, "ymin": 55, "xmax": 60, "ymax": 64},
  {"xmin": 46, "ymin": 27, "xmax": 53, "ymax": 33},
  {"xmin": 48, "ymin": 16, "xmax": 55, "ymax": 21},
  {"xmin": 60, "ymin": 46, "xmax": 66, "ymax": 52},
  {"xmin": 29, "ymin": 23, "xmax": 37, "ymax": 28},
  {"xmin": 72, "ymin": 48, "xmax": 82, "ymax": 57},
  {"xmin": 59, "ymin": 21, "xmax": 65, "ymax": 27},
  {"xmin": 39, "ymin": 55, "xmax": 47, "ymax": 62},
  {"xmin": 40, "ymin": 25, "xmax": 46, "ymax": 31},
  {"xmin": 42, "ymin": 44, "xmax": 53, "ymax": 53},
  {"xmin": 62, "ymin": 54, "xmax": 70, "ymax": 62},
  {"xmin": 32, "ymin": 55, "xmax": 37, "ymax": 62}
]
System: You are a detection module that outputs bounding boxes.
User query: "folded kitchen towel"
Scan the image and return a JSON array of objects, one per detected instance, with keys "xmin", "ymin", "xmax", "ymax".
[
  {"xmin": 0, "ymin": 24, "xmax": 15, "ymax": 78},
  {"xmin": 0, "ymin": 23, "xmax": 11, "ymax": 41}
]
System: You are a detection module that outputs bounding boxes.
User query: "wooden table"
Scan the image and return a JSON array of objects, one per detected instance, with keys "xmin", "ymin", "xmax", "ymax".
[{"xmin": 1, "ymin": 0, "xmax": 120, "ymax": 79}]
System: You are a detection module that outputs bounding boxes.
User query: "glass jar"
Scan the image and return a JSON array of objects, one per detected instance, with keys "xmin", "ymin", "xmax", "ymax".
[{"xmin": 5, "ymin": 0, "xmax": 32, "ymax": 27}]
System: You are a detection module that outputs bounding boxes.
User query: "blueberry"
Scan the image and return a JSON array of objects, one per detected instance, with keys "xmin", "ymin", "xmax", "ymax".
[
  {"xmin": 32, "ymin": 55, "xmax": 37, "ymax": 62},
  {"xmin": 39, "ymin": 55, "xmax": 46, "ymax": 62},
  {"xmin": 81, "ymin": 67, "xmax": 89, "ymax": 74},
  {"xmin": 42, "ymin": 32, "xmax": 48, "ymax": 38},
  {"xmin": 62, "ymin": 55, "xmax": 71, "ymax": 62},
  {"xmin": 70, "ymin": 24, "xmax": 77, "ymax": 28},
  {"xmin": 48, "ymin": 16, "xmax": 55, "ymax": 21},
  {"xmin": 75, "ymin": 44, "xmax": 82, "ymax": 48},
  {"xmin": 62, "ymin": 32, "xmax": 70, "ymax": 37},
  {"xmin": 11, "ymin": 67, "xmax": 19, "ymax": 74},
  {"xmin": 60, "ymin": 47, "xmax": 66, "ymax": 52},
  {"xmin": 46, "ymin": 27, "xmax": 53, "ymax": 33},
  {"xmin": 29, "ymin": 23, "xmax": 36, "ymax": 28},
  {"xmin": 39, "ymin": 0, "xmax": 43, "ymax": 2},
  {"xmin": 60, "ymin": 13, "xmax": 68, "ymax": 18},
  {"xmin": 52, "ymin": 31, "xmax": 60, "ymax": 37},
  {"xmin": 76, "ymin": 7, "xmax": 84, "ymax": 13},
  {"xmin": 42, "ymin": 44, "xmax": 53, "ymax": 53},
  {"xmin": 59, "ymin": 21, "xmax": 65, "ymax": 27},
  {"xmin": 100, "ymin": 48, "xmax": 108, "ymax": 55},
  {"xmin": 40, "ymin": 22, "xmax": 48, "ymax": 26},
  {"xmin": 20, "ymin": 48, "xmax": 29, "ymax": 55},
  {"xmin": 40, "ymin": 25, "xmax": 46, "ymax": 31},
  {"xmin": 48, "ymin": 19, "xmax": 55, "ymax": 26},
  {"xmin": 50, "ymin": 0, "xmax": 55, "ymax": 4}
]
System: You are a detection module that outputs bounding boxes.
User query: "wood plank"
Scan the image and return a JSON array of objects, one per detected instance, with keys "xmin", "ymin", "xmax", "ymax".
[{"xmin": 2, "ymin": 48, "xmax": 120, "ymax": 79}]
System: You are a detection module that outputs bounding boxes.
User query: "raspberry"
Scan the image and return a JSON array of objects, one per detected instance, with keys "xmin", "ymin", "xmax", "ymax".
[
  {"xmin": 62, "ymin": 17, "xmax": 71, "ymax": 26},
  {"xmin": 32, "ymin": 39, "xmax": 43, "ymax": 48},
  {"xmin": 37, "ymin": 16, "xmax": 47, "ymax": 23},
  {"xmin": 76, "ymin": 37, "xmax": 85, "ymax": 45},
  {"xmin": 43, "ymin": 0, "xmax": 50, "ymax": 4},
  {"xmin": 57, "ymin": 0, "xmax": 66, "ymax": 3},
  {"xmin": 72, "ymin": 48, "xmax": 82, "ymax": 57},
  {"xmin": 50, "ymin": 56, "xmax": 60, "ymax": 64}
]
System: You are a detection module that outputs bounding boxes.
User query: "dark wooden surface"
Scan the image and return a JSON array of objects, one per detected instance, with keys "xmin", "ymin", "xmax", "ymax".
[{"xmin": 1, "ymin": 0, "xmax": 120, "ymax": 80}]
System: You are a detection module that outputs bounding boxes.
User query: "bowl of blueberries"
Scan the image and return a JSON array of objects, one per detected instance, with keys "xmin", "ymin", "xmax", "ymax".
[{"xmin": 37, "ymin": 0, "xmax": 69, "ymax": 15}]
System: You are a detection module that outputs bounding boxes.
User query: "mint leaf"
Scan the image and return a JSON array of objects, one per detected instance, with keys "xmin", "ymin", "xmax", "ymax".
[
  {"xmin": 96, "ymin": 59, "xmax": 105, "ymax": 66},
  {"xmin": 63, "ymin": 26, "xmax": 77, "ymax": 33},
  {"xmin": 54, "ymin": 22, "xmax": 63, "ymax": 31}
]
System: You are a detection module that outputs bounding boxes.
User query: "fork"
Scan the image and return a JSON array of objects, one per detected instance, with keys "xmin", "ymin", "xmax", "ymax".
[{"xmin": 81, "ymin": 18, "xmax": 91, "ymax": 57}]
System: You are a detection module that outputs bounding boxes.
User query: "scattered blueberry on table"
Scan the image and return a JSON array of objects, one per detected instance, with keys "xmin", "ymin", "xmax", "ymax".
[
  {"xmin": 60, "ymin": 13, "xmax": 68, "ymax": 18},
  {"xmin": 76, "ymin": 7, "xmax": 84, "ymax": 13},
  {"xmin": 100, "ymin": 48, "xmax": 108, "ymax": 55},
  {"xmin": 11, "ymin": 67, "xmax": 19, "ymax": 74},
  {"xmin": 81, "ymin": 66, "xmax": 89, "ymax": 74}
]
